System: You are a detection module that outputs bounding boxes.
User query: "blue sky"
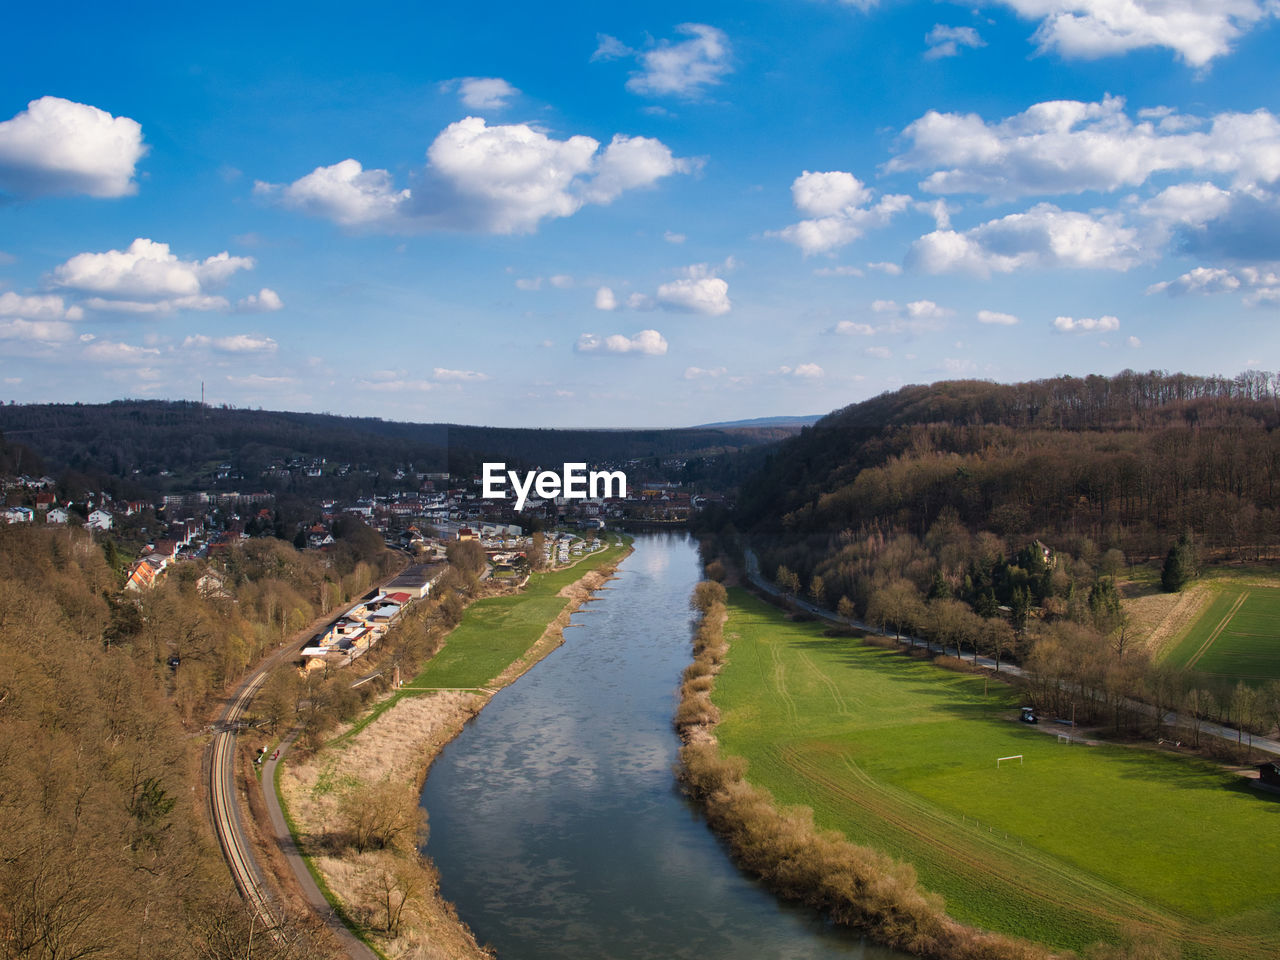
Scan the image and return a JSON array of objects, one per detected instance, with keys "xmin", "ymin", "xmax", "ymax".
[{"xmin": 2, "ymin": 0, "xmax": 1278, "ymax": 427}]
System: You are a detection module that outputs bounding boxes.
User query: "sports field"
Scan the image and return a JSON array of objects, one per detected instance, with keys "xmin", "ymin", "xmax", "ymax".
[
  {"xmin": 1161, "ymin": 583, "xmax": 1280, "ymax": 684},
  {"xmin": 712, "ymin": 588, "xmax": 1280, "ymax": 958}
]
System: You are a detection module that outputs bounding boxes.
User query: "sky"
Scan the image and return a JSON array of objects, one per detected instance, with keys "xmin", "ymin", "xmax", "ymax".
[{"xmin": 1, "ymin": 0, "xmax": 1278, "ymax": 428}]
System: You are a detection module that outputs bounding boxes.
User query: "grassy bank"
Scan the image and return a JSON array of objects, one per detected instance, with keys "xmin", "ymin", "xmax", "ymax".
[
  {"xmin": 277, "ymin": 537, "xmax": 632, "ymax": 959},
  {"xmin": 1160, "ymin": 582, "xmax": 1280, "ymax": 683},
  {"xmin": 707, "ymin": 586, "xmax": 1280, "ymax": 959}
]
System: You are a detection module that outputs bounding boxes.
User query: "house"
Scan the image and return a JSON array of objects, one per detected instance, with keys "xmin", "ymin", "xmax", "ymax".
[
  {"xmin": 46, "ymin": 507, "xmax": 70, "ymax": 525},
  {"xmin": 34, "ymin": 492, "xmax": 56, "ymax": 511},
  {"xmin": 2, "ymin": 506, "xmax": 34, "ymax": 524},
  {"xmin": 86, "ymin": 509, "xmax": 113, "ymax": 531},
  {"xmin": 197, "ymin": 571, "xmax": 231, "ymax": 599},
  {"xmin": 385, "ymin": 563, "xmax": 443, "ymax": 599}
]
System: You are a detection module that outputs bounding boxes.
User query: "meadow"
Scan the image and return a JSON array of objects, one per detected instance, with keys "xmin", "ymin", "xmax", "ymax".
[
  {"xmin": 409, "ymin": 538, "xmax": 631, "ymax": 689},
  {"xmin": 712, "ymin": 588, "xmax": 1280, "ymax": 958},
  {"xmin": 1161, "ymin": 582, "xmax": 1280, "ymax": 684}
]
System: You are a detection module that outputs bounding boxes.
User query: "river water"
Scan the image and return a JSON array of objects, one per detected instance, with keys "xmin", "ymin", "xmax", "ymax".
[{"xmin": 420, "ymin": 533, "xmax": 903, "ymax": 960}]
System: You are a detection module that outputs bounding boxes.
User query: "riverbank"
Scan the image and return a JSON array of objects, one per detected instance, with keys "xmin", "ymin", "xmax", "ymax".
[
  {"xmin": 679, "ymin": 582, "xmax": 1280, "ymax": 960},
  {"xmin": 277, "ymin": 538, "xmax": 632, "ymax": 959}
]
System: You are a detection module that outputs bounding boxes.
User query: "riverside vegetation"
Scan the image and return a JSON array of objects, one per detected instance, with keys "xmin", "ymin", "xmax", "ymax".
[{"xmin": 277, "ymin": 538, "xmax": 632, "ymax": 959}]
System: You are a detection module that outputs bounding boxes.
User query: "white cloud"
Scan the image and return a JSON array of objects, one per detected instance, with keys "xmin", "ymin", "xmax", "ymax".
[
  {"xmin": 0, "ymin": 318, "xmax": 74, "ymax": 342},
  {"xmin": 53, "ymin": 238, "xmax": 254, "ymax": 299},
  {"xmin": 774, "ymin": 170, "xmax": 911, "ymax": 255},
  {"xmin": 869, "ymin": 299, "xmax": 955, "ymax": 331},
  {"xmin": 515, "ymin": 277, "xmax": 542, "ymax": 291},
  {"xmin": 621, "ymin": 24, "xmax": 731, "ymax": 98},
  {"xmin": 908, "ymin": 204, "xmax": 1141, "ymax": 275},
  {"xmin": 925, "ymin": 25, "xmax": 986, "ymax": 60},
  {"xmin": 183, "ymin": 333, "xmax": 277, "ymax": 353},
  {"xmin": 433, "ymin": 367, "xmax": 490, "ymax": 382},
  {"xmin": 1128, "ymin": 335, "xmax": 1142, "ymax": 347},
  {"xmin": 834, "ymin": 320, "xmax": 875, "ymax": 335},
  {"xmin": 994, "ymin": 0, "xmax": 1277, "ymax": 68},
  {"xmin": 0, "ymin": 96, "xmax": 146, "ymax": 199},
  {"xmin": 258, "ymin": 158, "xmax": 411, "ymax": 227},
  {"xmin": 0, "ymin": 292, "xmax": 80, "ymax": 321},
  {"xmin": 866, "ymin": 261, "xmax": 903, "ymax": 275},
  {"xmin": 977, "ymin": 309, "xmax": 1020, "ymax": 325},
  {"xmin": 576, "ymin": 329, "xmax": 669, "ymax": 355},
  {"xmin": 814, "ymin": 265, "xmax": 864, "ymax": 277},
  {"xmin": 261, "ymin": 118, "xmax": 691, "ymax": 234},
  {"xmin": 455, "ymin": 77, "xmax": 519, "ymax": 111},
  {"xmin": 777, "ymin": 363, "xmax": 824, "ymax": 379},
  {"xmin": 664, "ymin": 230, "xmax": 686, "ymax": 244},
  {"xmin": 1052, "ymin": 314, "xmax": 1120, "ymax": 332},
  {"xmin": 865, "ymin": 346, "xmax": 893, "ymax": 359},
  {"xmin": 1148, "ymin": 265, "xmax": 1280, "ymax": 305},
  {"xmin": 83, "ymin": 294, "xmax": 230, "ymax": 314},
  {"xmin": 236, "ymin": 288, "xmax": 283, "ymax": 312},
  {"xmin": 684, "ymin": 365, "xmax": 727, "ymax": 379},
  {"xmin": 656, "ymin": 275, "xmax": 731, "ymax": 315},
  {"xmin": 889, "ymin": 96, "xmax": 1280, "ymax": 200},
  {"xmin": 549, "ymin": 274, "xmax": 574, "ymax": 289},
  {"xmin": 83, "ymin": 340, "xmax": 162, "ymax": 362},
  {"xmin": 595, "ymin": 286, "xmax": 618, "ymax": 310}
]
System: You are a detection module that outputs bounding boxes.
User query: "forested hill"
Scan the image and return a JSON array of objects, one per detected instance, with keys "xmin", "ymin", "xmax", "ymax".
[
  {"xmin": 0, "ymin": 400, "xmax": 794, "ymax": 494},
  {"xmin": 737, "ymin": 370, "xmax": 1280, "ymax": 566}
]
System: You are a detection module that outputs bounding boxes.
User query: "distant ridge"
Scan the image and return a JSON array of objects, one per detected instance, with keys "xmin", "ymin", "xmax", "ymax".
[{"xmin": 693, "ymin": 414, "xmax": 823, "ymax": 429}]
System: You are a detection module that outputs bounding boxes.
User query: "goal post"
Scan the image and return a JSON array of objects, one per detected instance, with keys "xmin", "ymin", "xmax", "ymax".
[{"xmin": 996, "ymin": 754, "xmax": 1023, "ymax": 768}]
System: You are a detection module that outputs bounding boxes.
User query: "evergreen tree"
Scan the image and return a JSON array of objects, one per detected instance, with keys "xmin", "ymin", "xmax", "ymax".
[{"xmin": 1161, "ymin": 531, "xmax": 1199, "ymax": 592}]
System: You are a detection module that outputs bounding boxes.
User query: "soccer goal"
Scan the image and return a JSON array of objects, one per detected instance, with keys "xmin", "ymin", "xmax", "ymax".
[
  {"xmin": 1057, "ymin": 733, "xmax": 1073, "ymax": 745},
  {"xmin": 996, "ymin": 754, "xmax": 1023, "ymax": 768}
]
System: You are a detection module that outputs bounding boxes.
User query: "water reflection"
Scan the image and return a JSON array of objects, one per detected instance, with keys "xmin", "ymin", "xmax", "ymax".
[{"xmin": 421, "ymin": 533, "xmax": 904, "ymax": 960}]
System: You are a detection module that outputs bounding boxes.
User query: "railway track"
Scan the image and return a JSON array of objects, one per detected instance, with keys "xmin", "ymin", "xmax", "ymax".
[{"xmin": 208, "ymin": 668, "xmax": 275, "ymax": 925}]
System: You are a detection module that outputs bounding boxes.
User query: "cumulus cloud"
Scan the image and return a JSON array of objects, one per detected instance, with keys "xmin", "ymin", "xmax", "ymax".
[
  {"xmin": 1128, "ymin": 335, "xmax": 1142, "ymax": 347},
  {"xmin": 259, "ymin": 118, "xmax": 692, "ymax": 234},
  {"xmin": 453, "ymin": 77, "xmax": 519, "ymax": 110},
  {"xmin": 183, "ymin": 333, "xmax": 278, "ymax": 353},
  {"xmin": 0, "ymin": 318, "xmax": 75, "ymax": 342},
  {"xmin": 870, "ymin": 299, "xmax": 956, "ymax": 332},
  {"xmin": 53, "ymin": 238, "xmax": 254, "ymax": 300},
  {"xmin": 994, "ymin": 0, "xmax": 1277, "ymax": 67},
  {"xmin": 888, "ymin": 96, "xmax": 1280, "ymax": 200},
  {"xmin": 865, "ymin": 346, "xmax": 892, "ymax": 359},
  {"xmin": 576, "ymin": 329, "xmax": 669, "ymax": 355},
  {"xmin": 664, "ymin": 230, "xmax": 686, "ymax": 244},
  {"xmin": 1052, "ymin": 314, "xmax": 1120, "ymax": 332},
  {"xmin": 654, "ymin": 261, "xmax": 733, "ymax": 316},
  {"xmin": 814, "ymin": 265, "xmax": 864, "ymax": 277},
  {"xmin": 1148, "ymin": 265, "xmax": 1280, "ymax": 305},
  {"xmin": 433, "ymin": 367, "xmax": 490, "ymax": 382},
  {"xmin": 777, "ymin": 363, "xmax": 824, "ymax": 379},
  {"xmin": 83, "ymin": 340, "xmax": 162, "ymax": 362},
  {"xmin": 684, "ymin": 365, "xmax": 728, "ymax": 379},
  {"xmin": 925, "ymin": 25, "xmax": 986, "ymax": 59},
  {"xmin": 236, "ymin": 288, "xmax": 283, "ymax": 312},
  {"xmin": 597, "ymin": 24, "xmax": 731, "ymax": 98},
  {"xmin": 834, "ymin": 320, "xmax": 875, "ymax": 335},
  {"xmin": 595, "ymin": 286, "xmax": 618, "ymax": 310},
  {"xmin": 774, "ymin": 170, "xmax": 911, "ymax": 255},
  {"xmin": 0, "ymin": 292, "xmax": 82, "ymax": 322},
  {"xmin": 907, "ymin": 204, "xmax": 1141, "ymax": 275},
  {"xmin": 0, "ymin": 96, "xmax": 146, "ymax": 199},
  {"xmin": 977, "ymin": 309, "xmax": 1021, "ymax": 325}
]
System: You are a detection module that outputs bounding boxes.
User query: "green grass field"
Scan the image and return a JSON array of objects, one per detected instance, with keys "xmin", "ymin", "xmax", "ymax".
[
  {"xmin": 1162, "ymin": 583, "xmax": 1280, "ymax": 684},
  {"xmin": 713, "ymin": 588, "xmax": 1280, "ymax": 959},
  {"xmin": 409, "ymin": 538, "xmax": 629, "ymax": 689}
]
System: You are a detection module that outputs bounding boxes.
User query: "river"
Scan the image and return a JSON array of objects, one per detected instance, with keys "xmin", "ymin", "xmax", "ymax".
[{"xmin": 420, "ymin": 533, "xmax": 904, "ymax": 960}]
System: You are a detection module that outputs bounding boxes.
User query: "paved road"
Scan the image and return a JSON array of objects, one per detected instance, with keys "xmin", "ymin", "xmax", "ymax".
[
  {"xmin": 262, "ymin": 737, "xmax": 379, "ymax": 960},
  {"xmin": 742, "ymin": 549, "xmax": 1280, "ymax": 757}
]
